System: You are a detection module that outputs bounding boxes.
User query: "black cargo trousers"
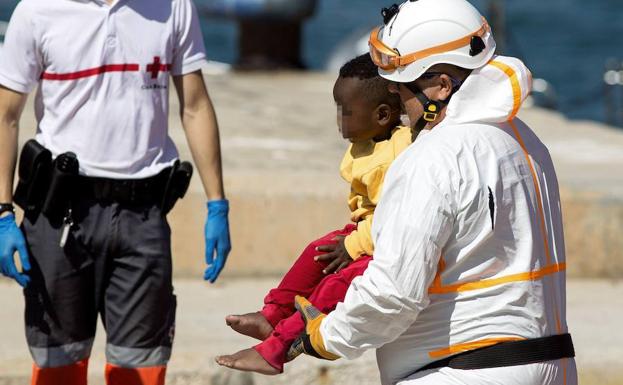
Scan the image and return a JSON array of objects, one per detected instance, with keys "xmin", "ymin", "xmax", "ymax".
[{"xmin": 22, "ymin": 184, "xmax": 176, "ymax": 385}]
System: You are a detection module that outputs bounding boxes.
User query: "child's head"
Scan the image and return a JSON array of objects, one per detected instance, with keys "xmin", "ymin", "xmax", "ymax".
[{"xmin": 334, "ymin": 54, "xmax": 402, "ymax": 143}]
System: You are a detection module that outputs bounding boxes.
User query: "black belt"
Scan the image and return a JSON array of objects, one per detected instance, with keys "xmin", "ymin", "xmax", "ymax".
[
  {"xmin": 76, "ymin": 167, "xmax": 170, "ymax": 206},
  {"xmin": 415, "ymin": 333, "xmax": 575, "ymax": 374}
]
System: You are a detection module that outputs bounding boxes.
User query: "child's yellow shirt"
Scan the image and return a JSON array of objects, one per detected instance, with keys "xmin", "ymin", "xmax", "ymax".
[{"xmin": 339, "ymin": 125, "xmax": 412, "ymax": 259}]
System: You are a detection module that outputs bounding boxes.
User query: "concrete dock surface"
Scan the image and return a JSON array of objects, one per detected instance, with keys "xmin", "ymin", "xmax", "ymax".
[{"xmin": 0, "ymin": 278, "xmax": 622, "ymax": 384}]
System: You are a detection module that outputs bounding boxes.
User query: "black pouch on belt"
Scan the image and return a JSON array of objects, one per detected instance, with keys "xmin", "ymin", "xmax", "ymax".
[
  {"xmin": 160, "ymin": 160, "xmax": 193, "ymax": 215},
  {"xmin": 41, "ymin": 152, "xmax": 79, "ymax": 221},
  {"xmin": 13, "ymin": 139, "xmax": 53, "ymax": 212}
]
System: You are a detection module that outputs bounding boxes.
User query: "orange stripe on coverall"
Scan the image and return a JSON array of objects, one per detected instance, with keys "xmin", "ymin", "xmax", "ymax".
[
  {"xmin": 429, "ymin": 337, "xmax": 525, "ymax": 359},
  {"xmin": 488, "ymin": 60, "xmax": 523, "ymax": 119},
  {"xmin": 430, "ymin": 255, "xmax": 446, "ymax": 290},
  {"xmin": 428, "ymin": 262, "xmax": 566, "ymax": 294},
  {"xmin": 508, "ymin": 120, "xmax": 554, "ymax": 266}
]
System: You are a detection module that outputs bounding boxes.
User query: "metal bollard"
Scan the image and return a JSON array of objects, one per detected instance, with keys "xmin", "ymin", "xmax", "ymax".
[{"xmin": 197, "ymin": 0, "xmax": 317, "ymax": 70}]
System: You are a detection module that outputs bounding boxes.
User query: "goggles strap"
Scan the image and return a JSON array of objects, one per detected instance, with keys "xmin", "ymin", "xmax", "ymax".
[{"xmin": 370, "ymin": 20, "xmax": 490, "ymax": 70}]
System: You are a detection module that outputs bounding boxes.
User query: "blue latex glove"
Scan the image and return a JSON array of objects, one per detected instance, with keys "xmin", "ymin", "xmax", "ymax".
[
  {"xmin": 203, "ymin": 199, "xmax": 231, "ymax": 283},
  {"xmin": 0, "ymin": 214, "xmax": 31, "ymax": 287}
]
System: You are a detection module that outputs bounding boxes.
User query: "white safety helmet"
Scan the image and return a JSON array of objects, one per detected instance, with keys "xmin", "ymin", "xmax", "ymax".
[{"xmin": 369, "ymin": 0, "xmax": 496, "ymax": 83}]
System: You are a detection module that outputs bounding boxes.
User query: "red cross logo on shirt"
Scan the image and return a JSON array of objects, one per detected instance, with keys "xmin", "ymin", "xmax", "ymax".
[{"xmin": 146, "ymin": 56, "xmax": 171, "ymax": 79}]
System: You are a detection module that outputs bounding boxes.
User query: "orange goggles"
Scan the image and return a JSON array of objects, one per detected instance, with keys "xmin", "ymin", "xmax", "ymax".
[{"xmin": 369, "ymin": 19, "xmax": 491, "ymax": 72}]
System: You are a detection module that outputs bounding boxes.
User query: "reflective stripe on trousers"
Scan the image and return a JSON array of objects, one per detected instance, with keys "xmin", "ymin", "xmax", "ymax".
[
  {"xmin": 29, "ymin": 339, "xmax": 93, "ymax": 369},
  {"xmin": 106, "ymin": 344, "xmax": 172, "ymax": 368}
]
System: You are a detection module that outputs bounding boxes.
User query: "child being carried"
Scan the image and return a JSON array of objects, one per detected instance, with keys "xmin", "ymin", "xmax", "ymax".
[{"xmin": 216, "ymin": 54, "xmax": 413, "ymax": 374}]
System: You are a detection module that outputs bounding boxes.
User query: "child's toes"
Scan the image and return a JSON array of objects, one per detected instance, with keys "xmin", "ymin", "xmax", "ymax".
[
  {"xmin": 215, "ymin": 355, "xmax": 235, "ymax": 367},
  {"xmin": 225, "ymin": 315, "xmax": 240, "ymax": 326}
]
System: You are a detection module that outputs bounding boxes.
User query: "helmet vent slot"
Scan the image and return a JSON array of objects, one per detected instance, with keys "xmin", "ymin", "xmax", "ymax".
[{"xmin": 469, "ymin": 36, "xmax": 486, "ymax": 56}]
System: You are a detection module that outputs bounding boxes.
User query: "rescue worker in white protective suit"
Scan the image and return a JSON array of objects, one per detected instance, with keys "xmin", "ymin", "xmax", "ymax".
[{"xmin": 286, "ymin": 0, "xmax": 578, "ymax": 384}]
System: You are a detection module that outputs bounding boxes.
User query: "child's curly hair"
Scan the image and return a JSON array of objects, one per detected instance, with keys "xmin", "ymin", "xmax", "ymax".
[{"xmin": 339, "ymin": 54, "xmax": 401, "ymax": 111}]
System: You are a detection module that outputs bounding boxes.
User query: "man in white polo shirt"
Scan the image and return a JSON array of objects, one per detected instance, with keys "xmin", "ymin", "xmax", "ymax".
[{"xmin": 0, "ymin": 0, "xmax": 231, "ymax": 384}]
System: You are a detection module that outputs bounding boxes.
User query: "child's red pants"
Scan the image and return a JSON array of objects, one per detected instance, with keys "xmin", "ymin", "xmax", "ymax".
[{"xmin": 255, "ymin": 224, "xmax": 372, "ymax": 371}]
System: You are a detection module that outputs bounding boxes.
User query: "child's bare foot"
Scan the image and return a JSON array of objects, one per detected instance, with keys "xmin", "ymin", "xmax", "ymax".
[
  {"xmin": 215, "ymin": 348, "xmax": 281, "ymax": 375},
  {"xmin": 225, "ymin": 312, "xmax": 273, "ymax": 340}
]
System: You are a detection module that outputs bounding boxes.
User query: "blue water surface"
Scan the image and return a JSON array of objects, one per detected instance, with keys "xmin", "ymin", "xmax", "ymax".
[{"xmin": 199, "ymin": 0, "xmax": 623, "ymax": 125}]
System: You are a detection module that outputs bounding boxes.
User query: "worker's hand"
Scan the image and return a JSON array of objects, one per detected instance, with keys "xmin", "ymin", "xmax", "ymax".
[
  {"xmin": 315, "ymin": 235, "xmax": 352, "ymax": 274},
  {"xmin": 0, "ymin": 214, "xmax": 31, "ymax": 287},
  {"xmin": 286, "ymin": 296, "xmax": 340, "ymax": 362},
  {"xmin": 203, "ymin": 199, "xmax": 231, "ymax": 283}
]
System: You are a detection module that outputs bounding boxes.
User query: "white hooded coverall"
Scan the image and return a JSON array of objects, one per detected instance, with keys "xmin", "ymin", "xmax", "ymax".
[{"xmin": 319, "ymin": 56, "xmax": 578, "ymax": 385}]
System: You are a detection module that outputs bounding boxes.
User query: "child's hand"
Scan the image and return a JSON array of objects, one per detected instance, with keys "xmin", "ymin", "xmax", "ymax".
[{"xmin": 315, "ymin": 236, "xmax": 352, "ymax": 274}]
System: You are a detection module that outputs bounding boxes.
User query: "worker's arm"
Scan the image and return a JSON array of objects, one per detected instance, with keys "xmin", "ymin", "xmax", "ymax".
[
  {"xmin": 0, "ymin": 0, "xmax": 41, "ymax": 202},
  {"xmin": 174, "ymin": 71, "xmax": 230, "ymax": 283},
  {"xmin": 0, "ymin": 85, "xmax": 31, "ymax": 287},
  {"xmin": 319, "ymin": 144, "xmax": 456, "ymax": 359},
  {"xmin": 0, "ymin": 86, "xmax": 27, "ymax": 203},
  {"xmin": 174, "ymin": 71, "xmax": 225, "ymax": 200}
]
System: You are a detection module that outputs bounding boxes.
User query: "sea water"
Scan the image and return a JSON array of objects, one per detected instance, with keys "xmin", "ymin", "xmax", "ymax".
[{"xmin": 198, "ymin": 0, "xmax": 623, "ymax": 126}]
